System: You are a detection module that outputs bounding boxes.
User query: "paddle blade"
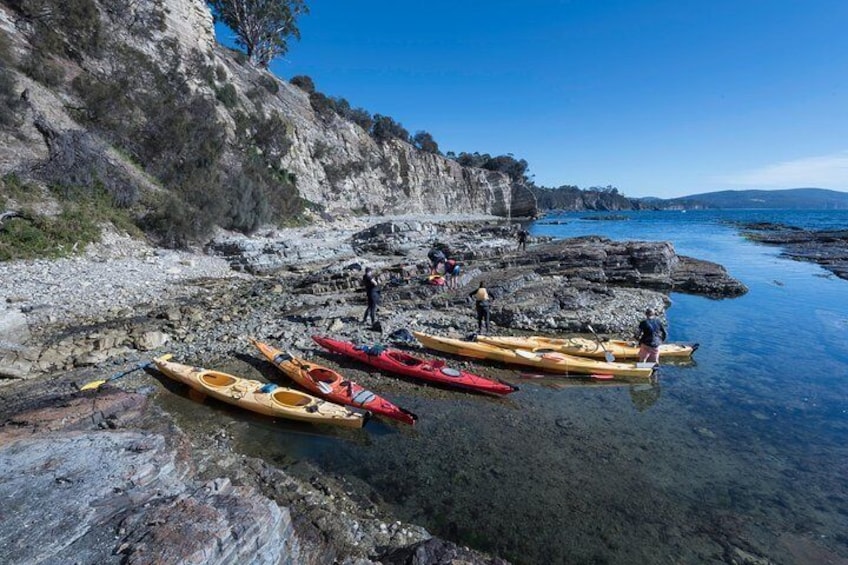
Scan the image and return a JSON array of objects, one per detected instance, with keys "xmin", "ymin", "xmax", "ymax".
[
  {"xmin": 78, "ymin": 355, "xmax": 170, "ymax": 391},
  {"xmin": 604, "ymin": 352, "xmax": 616, "ymax": 363}
]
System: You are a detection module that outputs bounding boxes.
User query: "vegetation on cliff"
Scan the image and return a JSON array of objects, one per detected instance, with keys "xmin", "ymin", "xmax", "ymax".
[
  {"xmin": 0, "ymin": 0, "xmax": 309, "ymax": 251},
  {"xmin": 208, "ymin": 0, "xmax": 307, "ymax": 68}
]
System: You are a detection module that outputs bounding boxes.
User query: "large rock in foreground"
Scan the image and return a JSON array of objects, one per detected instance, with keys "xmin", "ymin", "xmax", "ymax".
[
  {"xmin": 0, "ymin": 389, "xmax": 301, "ymax": 565},
  {"xmin": 0, "ymin": 383, "xmax": 501, "ymax": 565}
]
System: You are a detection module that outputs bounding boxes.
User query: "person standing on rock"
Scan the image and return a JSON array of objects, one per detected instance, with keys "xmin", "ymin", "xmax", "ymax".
[
  {"xmin": 516, "ymin": 228, "xmax": 529, "ymax": 252},
  {"xmin": 445, "ymin": 258, "xmax": 461, "ymax": 290},
  {"xmin": 469, "ymin": 281, "xmax": 493, "ymax": 334},
  {"xmin": 635, "ymin": 308, "xmax": 667, "ymax": 364},
  {"xmin": 362, "ymin": 267, "xmax": 381, "ymax": 327}
]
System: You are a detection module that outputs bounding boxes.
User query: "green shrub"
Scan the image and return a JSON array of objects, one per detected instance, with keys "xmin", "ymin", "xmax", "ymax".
[
  {"xmin": 0, "ymin": 198, "xmax": 111, "ymax": 261},
  {"xmin": 19, "ymin": 50, "xmax": 65, "ymax": 87},
  {"xmin": 290, "ymin": 75, "xmax": 315, "ymax": 94},
  {"xmin": 101, "ymin": 0, "xmax": 167, "ymax": 37},
  {"xmin": 0, "ymin": 66, "xmax": 23, "ymax": 129},
  {"xmin": 0, "ymin": 34, "xmax": 24, "ymax": 129},
  {"xmin": 1, "ymin": 174, "xmax": 37, "ymax": 203},
  {"xmin": 9, "ymin": 0, "xmax": 103, "ymax": 58},
  {"xmin": 324, "ymin": 161, "xmax": 367, "ymax": 186},
  {"xmin": 224, "ymin": 153, "xmax": 303, "ymax": 233},
  {"xmin": 138, "ymin": 192, "xmax": 210, "ymax": 249},
  {"xmin": 371, "ymin": 114, "xmax": 410, "ymax": 143},
  {"xmin": 215, "ymin": 83, "xmax": 239, "ymax": 108},
  {"xmin": 258, "ymin": 74, "xmax": 279, "ymax": 94},
  {"xmin": 35, "ymin": 130, "xmax": 140, "ymax": 208},
  {"xmin": 252, "ymin": 112, "xmax": 291, "ymax": 159},
  {"xmin": 309, "ymin": 91, "xmax": 335, "ymax": 118},
  {"xmin": 48, "ymin": 182, "xmax": 140, "ymax": 236},
  {"xmin": 312, "ymin": 141, "xmax": 330, "ymax": 160}
]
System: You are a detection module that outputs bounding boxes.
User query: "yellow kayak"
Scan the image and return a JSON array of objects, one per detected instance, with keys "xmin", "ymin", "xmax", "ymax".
[
  {"xmin": 477, "ymin": 335, "xmax": 698, "ymax": 360},
  {"xmin": 413, "ymin": 332, "xmax": 655, "ymax": 379},
  {"xmin": 153, "ymin": 355, "xmax": 368, "ymax": 428}
]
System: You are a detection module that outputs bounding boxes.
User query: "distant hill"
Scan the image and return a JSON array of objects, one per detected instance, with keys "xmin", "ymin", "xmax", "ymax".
[{"xmin": 667, "ymin": 188, "xmax": 848, "ymax": 210}]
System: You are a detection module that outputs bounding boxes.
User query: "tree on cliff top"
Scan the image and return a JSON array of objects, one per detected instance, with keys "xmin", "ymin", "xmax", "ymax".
[{"xmin": 208, "ymin": 0, "xmax": 308, "ymax": 67}]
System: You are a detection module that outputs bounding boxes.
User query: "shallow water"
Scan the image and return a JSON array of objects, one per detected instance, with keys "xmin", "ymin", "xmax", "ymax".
[{"xmin": 172, "ymin": 210, "xmax": 848, "ymax": 564}]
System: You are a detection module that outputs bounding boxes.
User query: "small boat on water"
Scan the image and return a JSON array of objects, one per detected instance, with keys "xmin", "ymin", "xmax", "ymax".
[
  {"xmin": 477, "ymin": 335, "xmax": 698, "ymax": 360},
  {"xmin": 412, "ymin": 332, "xmax": 655, "ymax": 379},
  {"xmin": 152, "ymin": 355, "xmax": 368, "ymax": 428},
  {"xmin": 312, "ymin": 335, "xmax": 518, "ymax": 396},
  {"xmin": 250, "ymin": 338, "xmax": 417, "ymax": 425}
]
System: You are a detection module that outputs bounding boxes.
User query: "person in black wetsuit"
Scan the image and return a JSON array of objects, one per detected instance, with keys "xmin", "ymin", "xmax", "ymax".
[
  {"xmin": 635, "ymin": 307, "xmax": 667, "ymax": 364},
  {"xmin": 516, "ymin": 228, "xmax": 529, "ymax": 252},
  {"xmin": 362, "ymin": 267, "xmax": 380, "ymax": 326},
  {"xmin": 469, "ymin": 281, "xmax": 493, "ymax": 334}
]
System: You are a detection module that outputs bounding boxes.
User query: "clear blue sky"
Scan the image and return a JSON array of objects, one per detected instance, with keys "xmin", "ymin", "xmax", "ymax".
[{"xmin": 215, "ymin": 1, "xmax": 848, "ymax": 198}]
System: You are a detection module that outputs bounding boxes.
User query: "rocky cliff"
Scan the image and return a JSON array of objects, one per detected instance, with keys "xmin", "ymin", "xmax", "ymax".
[{"xmin": 0, "ymin": 0, "xmax": 536, "ymax": 226}]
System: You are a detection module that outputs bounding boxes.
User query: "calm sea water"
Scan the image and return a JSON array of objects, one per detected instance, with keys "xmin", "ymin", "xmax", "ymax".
[{"xmin": 173, "ymin": 210, "xmax": 848, "ymax": 564}]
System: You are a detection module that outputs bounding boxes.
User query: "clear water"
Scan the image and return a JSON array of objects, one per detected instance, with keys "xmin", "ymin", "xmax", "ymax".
[{"xmin": 227, "ymin": 210, "xmax": 848, "ymax": 564}]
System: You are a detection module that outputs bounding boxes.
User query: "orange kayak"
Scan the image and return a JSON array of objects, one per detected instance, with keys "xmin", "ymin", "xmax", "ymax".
[{"xmin": 250, "ymin": 338, "xmax": 417, "ymax": 425}]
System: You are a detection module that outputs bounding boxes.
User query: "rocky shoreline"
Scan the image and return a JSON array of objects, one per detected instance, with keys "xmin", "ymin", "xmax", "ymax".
[
  {"xmin": 738, "ymin": 222, "xmax": 848, "ymax": 281},
  {"xmin": 0, "ymin": 216, "xmax": 746, "ymax": 564}
]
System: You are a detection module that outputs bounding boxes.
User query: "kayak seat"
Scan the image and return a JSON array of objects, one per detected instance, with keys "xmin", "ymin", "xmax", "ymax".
[
  {"xmin": 201, "ymin": 372, "xmax": 237, "ymax": 388},
  {"xmin": 273, "ymin": 390, "xmax": 312, "ymax": 407},
  {"xmin": 311, "ymin": 369, "xmax": 338, "ymax": 384},
  {"xmin": 385, "ymin": 351, "xmax": 420, "ymax": 366}
]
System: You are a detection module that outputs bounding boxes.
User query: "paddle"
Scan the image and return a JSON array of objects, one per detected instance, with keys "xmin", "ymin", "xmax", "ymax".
[
  {"xmin": 284, "ymin": 350, "xmax": 334, "ymax": 394},
  {"xmin": 586, "ymin": 325, "xmax": 615, "ymax": 363},
  {"xmin": 78, "ymin": 354, "xmax": 172, "ymax": 391}
]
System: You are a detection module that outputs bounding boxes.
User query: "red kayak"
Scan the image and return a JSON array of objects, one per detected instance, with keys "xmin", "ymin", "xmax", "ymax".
[
  {"xmin": 251, "ymin": 338, "xmax": 417, "ymax": 426},
  {"xmin": 312, "ymin": 335, "xmax": 519, "ymax": 396}
]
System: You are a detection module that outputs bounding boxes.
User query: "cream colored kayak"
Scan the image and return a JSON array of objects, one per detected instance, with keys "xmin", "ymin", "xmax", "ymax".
[
  {"xmin": 153, "ymin": 355, "xmax": 368, "ymax": 428},
  {"xmin": 477, "ymin": 335, "xmax": 698, "ymax": 359},
  {"xmin": 412, "ymin": 332, "xmax": 655, "ymax": 379}
]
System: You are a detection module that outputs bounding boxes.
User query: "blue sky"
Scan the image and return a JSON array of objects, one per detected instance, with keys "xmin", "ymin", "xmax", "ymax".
[{"xmin": 215, "ymin": 1, "xmax": 848, "ymax": 198}]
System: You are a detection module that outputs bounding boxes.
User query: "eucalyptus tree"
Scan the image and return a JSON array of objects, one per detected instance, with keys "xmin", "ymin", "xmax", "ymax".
[{"xmin": 208, "ymin": 0, "xmax": 308, "ymax": 67}]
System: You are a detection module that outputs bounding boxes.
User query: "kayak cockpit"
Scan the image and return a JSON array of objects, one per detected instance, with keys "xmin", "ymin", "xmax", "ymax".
[
  {"xmin": 309, "ymin": 368, "xmax": 340, "ymax": 385},
  {"xmin": 201, "ymin": 372, "xmax": 238, "ymax": 387},
  {"xmin": 272, "ymin": 390, "xmax": 313, "ymax": 407},
  {"xmin": 388, "ymin": 351, "xmax": 423, "ymax": 367}
]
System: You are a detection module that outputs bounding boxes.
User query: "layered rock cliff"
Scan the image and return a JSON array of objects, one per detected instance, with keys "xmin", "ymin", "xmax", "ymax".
[{"xmin": 0, "ymin": 0, "xmax": 536, "ymax": 222}]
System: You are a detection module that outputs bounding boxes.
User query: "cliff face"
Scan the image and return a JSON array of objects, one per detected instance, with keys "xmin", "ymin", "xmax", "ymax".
[
  {"xmin": 0, "ymin": 0, "xmax": 536, "ymax": 220},
  {"xmin": 266, "ymin": 85, "xmax": 531, "ymax": 216}
]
